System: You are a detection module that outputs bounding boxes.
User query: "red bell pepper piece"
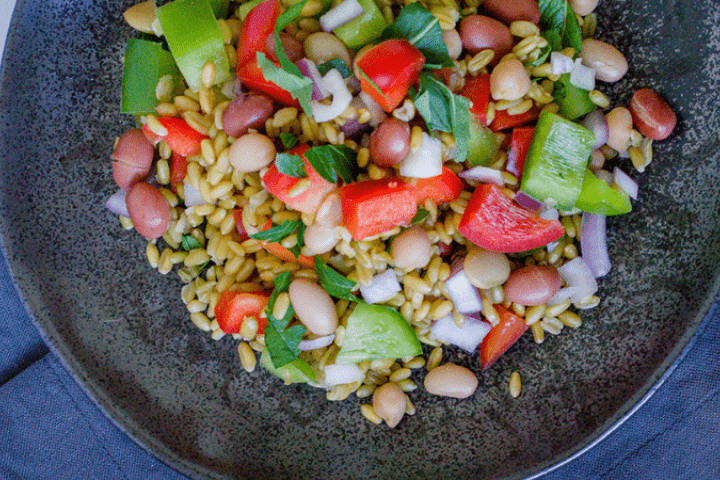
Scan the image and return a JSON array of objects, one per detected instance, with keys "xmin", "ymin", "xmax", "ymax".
[
  {"xmin": 459, "ymin": 74, "xmax": 491, "ymax": 127},
  {"xmin": 458, "ymin": 183, "xmax": 564, "ymax": 253},
  {"xmin": 169, "ymin": 152, "xmax": 188, "ymax": 193},
  {"xmin": 214, "ymin": 291, "xmax": 271, "ymax": 334},
  {"xmin": 479, "ymin": 305, "xmax": 529, "ymax": 370},
  {"xmin": 505, "ymin": 127, "xmax": 535, "ymax": 178},
  {"xmin": 236, "ymin": 61, "xmax": 300, "ymax": 107},
  {"xmin": 142, "ymin": 117, "xmax": 208, "ymax": 157},
  {"xmin": 491, "ymin": 105, "xmax": 541, "ymax": 132},
  {"xmin": 236, "ymin": 0, "xmax": 282, "ymax": 69},
  {"xmin": 258, "ymin": 219, "xmax": 315, "ymax": 268},
  {"xmin": 233, "ymin": 208, "xmax": 251, "ymax": 241},
  {"xmin": 262, "ymin": 144, "xmax": 337, "ymax": 214},
  {"xmin": 339, "ymin": 178, "xmax": 418, "ymax": 240},
  {"xmin": 413, "ymin": 167, "xmax": 464, "ymax": 205},
  {"xmin": 356, "ymin": 39, "xmax": 425, "ymax": 113}
]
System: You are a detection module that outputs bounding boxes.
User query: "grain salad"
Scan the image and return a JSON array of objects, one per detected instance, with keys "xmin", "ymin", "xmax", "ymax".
[{"xmin": 108, "ymin": 0, "xmax": 677, "ymax": 427}]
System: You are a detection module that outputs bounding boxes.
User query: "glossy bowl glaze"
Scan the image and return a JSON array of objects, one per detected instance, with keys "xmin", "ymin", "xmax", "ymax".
[{"xmin": 1, "ymin": 0, "xmax": 719, "ymax": 479}]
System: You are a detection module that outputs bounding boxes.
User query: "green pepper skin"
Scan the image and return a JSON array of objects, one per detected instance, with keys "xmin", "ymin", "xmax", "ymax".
[
  {"xmin": 575, "ymin": 169, "xmax": 632, "ymax": 216},
  {"xmin": 121, "ymin": 39, "xmax": 181, "ymax": 115},
  {"xmin": 333, "ymin": 0, "xmax": 388, "ymax": 50}
]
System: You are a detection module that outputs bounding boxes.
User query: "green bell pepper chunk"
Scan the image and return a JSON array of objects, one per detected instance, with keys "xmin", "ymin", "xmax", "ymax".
[
  {"xmin": 467, "ymin": 115, "xmax": 503, "ymax": 166},
  {"xmin": 121, "ymin": 38, "xmax": 182, "ymax": 115},
  {"xmin": 553, "ymin": 73, "xmax": 597, "ymax": 120},
  {"xmin": 156, "ymin": 0, "xmax": 231, "ymax": 92},
  {"xmin": 520, "ymin": 111, "xmax": 595, "ymax": 210},
  {"xmin": 334, "ymin": 0, "xmax": 388, "ymax": 50},
  {"xmin": 206, "ymin": 0, "xmax": 230, "ymax": 18},
  {"xmin": 574, "ymin": 169, "xmax": 632, "ymax": 215}
]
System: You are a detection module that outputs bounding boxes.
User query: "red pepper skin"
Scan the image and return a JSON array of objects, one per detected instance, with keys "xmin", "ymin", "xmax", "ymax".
[
  {"xmin": 236, "ymin": 0, "xmax": 282, "ymax": 69},
  {"xmin": 479, "ymin": 305, "xmax": 529, "ymax": 370},
  {"xmin": 142, "ymin": 117, "xmax": 208, "ymax": 157},
  {"xmin": 258, "ymin": 220, "xmax": 316, "ymax": 268},
  {"xmin": 414, "ymin": 167, "xmax": 464, "ymax": 205},
  {"xmin": 458, "ymin": 183, "xmax": 564, "ymax": 253},
  {"xmin": 233, "ymin": 208, "xmax": 251, "ymax": 241},
  {"xmin": 236, "ymin": 61, "xmax": 300, "ymax": 107},
  {"xmin": 214, "ymin": 291, "xmax": 271, "ymax": 334},
  {"xmin": 356, "ymin": 39, "xmax": 425, "ymax": 113},
  {"xmin": 459, "ymin": 74, "xmax": 491, "ymax": 126},
  {"xmin": 491, "ymin": 105, "xmax": 541, "ymax": 132},
  {"xmin": 340, "ymin": 178, "xmax": 418, "ymax": 240},
  {"xmin": 505, "ymin": 127, "xmax": 535, "ymax": 178},
  {"xmin": 262, "ymin": 144, "xmax": 338, "ymax": 215},
  {"xmin": 169, "ymin": 152, "xmax": 188, "ymax": 193}
]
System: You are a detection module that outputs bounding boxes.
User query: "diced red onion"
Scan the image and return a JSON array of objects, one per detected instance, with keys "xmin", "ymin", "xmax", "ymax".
[
  {"xmin": 360, "ymin": 269, "xmax": 401, "ymax": 304},
  {"xmin": 514, "ymin": 191, "xmax": 543, "ymax": 212},
  {"xmin": 323, "ymin": 363, "xmax": 364, "ymax": 386},
  {"xmin": 551, "ymin": 51, "xmax": 574, "ymax": 75},
  {"xmin": 581, "ymin": 212, "xmax": 611, "ymax": 278},
  {"xmin": 430, "ymin": 313, "xmax": 491, "ymax": 353},
  {"xmin": 345, "ymin": 75, "xmax": 361, "ymax": 93},
  {"xmin": 570, "ymin": 58, "xmax": 596, "ymax": 91},
  {"xmin": 106, "ymin": 190, "xmax": 129, "ymax": 217},
  {"xmin": 557, "ymin": 257, "xmax": 598, "ymax": 301},
  {"xmin": 295, "ymin": 58, "xmax": 329, "ymax": 100},
  {"xmin": 183, "ymin": 181, "xmax": 206, "ymax": 207},
  {"xmin": 358, "ymin": 92, "xmax": 386, "ymax": 127},
  {"xmin": 398, "ymin": 133, "xmax": 443, "ymax": 178},
  {"xmin": 312, "ymin": 69, "xmax": 353, "ymax": 122},
  {"xmin": 339, "ymin": 117, "xmax": 368, "ymax": 138},
  {"xmin": 595, "ymin": 168, "xmax": 613, "ymax": 186},
  {"xmin": 298, "ymin": 334, "xmax": 336, "ymax": 351},
  {"xmin": 459, "ymin": 165, "xmax": 504, "ymax": 187},
  {"xmin": 539, "ymin": 207, "xmax": 558, "ymax": 221},
  {"xmin": 581, "ymin": 111, "xmax": 609, "ymax": 150},
  {"xmin": 444, "ymin": 266, "xmax": 483, "ymax": 314},
  {"xmin": 613, "ymin": 167, "xmax": 638, "ymax": 199},
  {"xmin": 320, "ymin": 0, "xmax": 364, "ymax": 32}
]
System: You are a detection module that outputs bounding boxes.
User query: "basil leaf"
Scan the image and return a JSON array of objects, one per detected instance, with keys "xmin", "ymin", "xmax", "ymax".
[
  {"xmin": 267, "ymin": 271, "xmax": 292, "ymax": 312},
  {"xmin": 529, "ymin": 44, "xmax": 552, "ymax": 66},
  {"xmin": 257, "ymin": 53, "xmax": 314, "ymax": 115},
  {"xmin": 317, "ymin": 59, "xmax": 352, "ymax": 78},
  {"xmin": 275, "ymin": 152, "xmax": 307, "ymax": 178},
  {"xmin": 449, "ymin": 93, "xmax": 470, "ymax": 164},
  {"xmin": 411, "ymin": 208, "xmax": 430, "ymax": 225},
  {"xmin": 381, "ymin": 3, "xmax": 453, "ymax": 69},
  {"xmin": 279, "ymin": 132, "xmax": 299, "ymax": 149},
  {"xmin": 181, "ymin": 234, "xmax": 202, "ymax": 251},
  {"xmin": 542, "ymin": 29, "xmax": 563, "ymax": 52},
  {"xmin": 304, "ymin": 145, "xmax": 358, "ymax": 184},
  {"xmin": 250, "ymin": 219, "xmax": 301, "ymax": 242},
  {"xmin": 538, "ymin": 0, "xmax": 582, "ymax": 51},
  {"xmin": 314, "ymin": 257, "xmax": 360, "ymax": 302},
  {"xmin": 296, "ymin": 221, "xmax": 307, "ymax": 249},
  {"xmin": 264, "ymin": 271, "xmax": 305, "ymax": 368}
]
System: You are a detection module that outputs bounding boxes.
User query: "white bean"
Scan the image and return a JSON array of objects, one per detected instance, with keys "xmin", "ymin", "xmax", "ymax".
[
  {"xmin": 424, "ymin": 363, "xmax": 478, "ymax": 399},
  {"xmin": 580, "ymin": 38, "xmax": 628, "ymax": 83},
  {"xmin": 605, "ymin": 107, "xmax": 633, "ymax": 152},
  {"xmin": 372, "ymin": 383, "xmax": 406, "ymax": 428},
  {"xmin": 303, "ymin": 223, "xmax": 340, "ymax": 255},
  {"xmin": 490, "ymin": 59, "xmax": 531, "ymax": 101},
  {"xmin": 391, "ymin": 226, "xmax": 432, "ymax": 269},
  {"xmin": 288, "ymin": 279, "xmax": 338, "ymax": 335},
  {"xmin": 463, "ymin": 248, "xmax": 510, "ymax": 289}
]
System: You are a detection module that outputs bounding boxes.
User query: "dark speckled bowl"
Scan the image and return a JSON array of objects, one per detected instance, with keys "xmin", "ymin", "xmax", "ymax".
[{"xmin": 1, "ymin": 0, "xmax": 719, "ymax": 479}]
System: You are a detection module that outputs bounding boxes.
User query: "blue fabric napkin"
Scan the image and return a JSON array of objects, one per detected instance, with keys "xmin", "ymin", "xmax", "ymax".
[{"xmin": 0, "ymin": 249, "xmax": 718, "ymax": 480}]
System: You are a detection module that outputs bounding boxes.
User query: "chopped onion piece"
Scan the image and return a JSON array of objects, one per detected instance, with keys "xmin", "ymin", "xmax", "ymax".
[
  {"xmin": 299, "ymin": 334, "xmax": 336, "ymax": 351},
  {"xmin": 106, "ymin": 190, "xmax": 129, "ymax": 217},
  {"xmin": 581, "ymin": 110, "xmax": 609, "ymax": 149},
  {"xmin": 551, "ymin": 51, "xmax": 574, "ymax": 75},
  {"xmin": 613, "ymin": 167, "xmax": 638, "ymax": 199},
  {"xmin": 459, "ymin": 165, "xmax": 504, "ymax": 187},
  {"xmin": 183, "ymin": 181, "xmax": 206, "ymax": 207},
  {"xmin": 444, "ymin": 268, "xmax": 483, "ymax": 314},
  {"xmin": 581, "ymin": 212, "xmax": 611, "ymax": 278},
  {"xmin": 547, "ymin": 286, "xmax": 582, "ymax": 305},
  {"xmin": 430, "ymin": 313, "xmax": 491, "ymax": 352},
  {"xmin": 320, "ymin": 0, "xmax": 364, "ymax": 32},
  {"xmin": 570, "ymin": 58, "xmax": 596, "ymax": 91},
  {"xmin": 360, "ymin": 269, "xmax": 401, "ymax": 304},
  {"xmin": 296, "ymin": 58, "xmax": 330, "ymax": 100},
  {"xmin": 358, "ymin": 91, "xmax": 386, "ymax": 127},
  {"xmin": 311, "ymin": 69, "xmax": 353, "ymax": 123},
  {"xmin": 557, "ymin": 257, "xmax": 598, "ymax": 301},
  {"xmin": 398, "ymin": 132, "xmax": 443, "ymax": 178},
  {"xmin": 514, "ymin": 191, "xmax": 543, "ymax": 212},
  {"xmin": 539, "ymin": 207, "xmax": 558, "ymax": 221},
  {"xmin": 323, "ymin": 363, "xmax": 364, "ymax": 386},
  {"xmin": 546, "ymin": 240, "xmax": 559, "ymax": 253}
]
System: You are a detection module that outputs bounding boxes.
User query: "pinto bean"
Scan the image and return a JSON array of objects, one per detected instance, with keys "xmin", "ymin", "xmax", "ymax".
[
  {"xmin": 391, "ymin": 226, "xmax": 432, "ymax": 269},
  {"xmin": 369, "ymin": 118, "xmax": 411, "ymax": 167},
  {"xmin": 459, "ymin": 15, "xmax": 513, "ymax": 64},
  {"xmin": 125, "ymin": 182, "xmax": 170, "ymax": 239},
  {"xmin": 483, "ymin": 0, "xmax": 540, "ymax": 25},
  {"xmin": 111, "ymin": 128, "xmax": 154, "ymax": 190},
  {"xmin": 629, "ymin": 88, "xmax": 677, "ymax": 141},
  {"xmin": 490, "ymin": 58, "xmax": 531, "ymax": 101},
  {"xmin": 580, "ymin": 38, "xmax": 628, "ymax": 83},
  {"xmin": 372, "ymin": 383, "xmax": 406, "ymax": 428},
  {"xmin": 228, "ymin": 133, "xmax": 276, "ymax": 172},
  {"xmin": 221, "ymin": 94, "xmax": 274, "ymax": 138},
  {"xmin": 424, "ymin": 363, "xmax": 478, "ymax": 399},
  {"xmin": 605, "ymin": 107, "xmax": 633, "ymax": 152},
  {"xmin": 504, "ymin": 265, "xmax": 562, "ymax": 306},
  {"xmin": 288, "ymin": 279, "xmax": 338, "ymax": 335}
]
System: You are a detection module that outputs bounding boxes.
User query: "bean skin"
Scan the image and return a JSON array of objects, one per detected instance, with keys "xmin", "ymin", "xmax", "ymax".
[
  {"xmin": 504, "ymin": 265, "xmax": 562, "ymax": 306},
  {"xmin": 483, "ymin": 0, "xmax": 540, "ymax": 25},
  {"xmin": 580, "ymin": 39, "xmax": 628, "ymax": 83},
  {"xmin": 424, "ymin": 363, "xmax": 478, "ymax": 399},
  {"xmin": 221, "ymin": 94, "xmax": 274, "ymax": 138},
  {"xmin": 629, "ymin": 88, "xmax": 677, "ymax": 141},
  {"xmin": 111, "ymin": 129, "xmax": 154, "ymax": 191},
  {"xmin": 459, "ymin": 15, "xmax": 513, "ymax": 64},
  {"xmin": 289, "ymin": 279, "xmax": 338, "ymax": 335},
  {"xmin": 369, "ymin": 118, "xmax": 410, "ymax": 167},
  {"xmin": 605, "ymin": 107, "xmax": 633, "ymax": 152},
  {"xmin": 125, "ymin": 182, "xmax": 170, "ymax": 239}
]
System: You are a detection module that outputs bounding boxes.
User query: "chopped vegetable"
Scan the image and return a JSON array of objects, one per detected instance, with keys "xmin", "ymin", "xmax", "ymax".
[
  {"xmin": 431, "ymin": 312, "xmax": 491, "ymax": 353},
  {"xmin": 314, "ymin": 257, "xmax": 360, "ymax": 302},
  {"xmin": 214, "ymin": 291, "xmax": 271, "ymax": 334},
  {"xmin": 458, "ymin": 183, "xmax": 565, "ymax": 253},
  {"xmin": 505, "ymin": 127, "xmax": 535, "ymax": 178},
  {"xmin": 254, "ymin": 220, "xmax": 315, "ymax": 268},
  {"xmin": 413, "ymin": 167, "xmax": 464, "ymax": 205},
  {"xmin": 490, "ymin": 104, "xmax": 541, "ymax": 132},
  {"xmin": 142, "ymin": 117, "xmax": 209, "ymax": 157},
  {"xmin": 259, "ymin": 346, "xmax": 317, "ymax": 384},
  {"xmin": 467, "ymin": 115, "xmax": 503, "ymax": 166},
  {"xmin": 336, "ymin": 303, "xmax": 421, "ymax": 363},
  {"xmin": 553, "ymin": 73, "xmax": 597, "ymax": 120},
  {"xmin": 359, "ymin": 269, "xmax": 402, "ymax": 304},
  {"xmin": 169, "ymin": 152, "xmax": 188, "ymax": 193},
  {"xmin": 459, "ymin": 73, "xmax": 491, "ymax": 127},
  {"xmin": 574, "ymin": 169, "xmax": 632, "ymax": 216},
  {"xmin": 320, "ymin": 0, "xmax": 364, "ymax": 32},
  {"xmin": 398, "ymin": 132, "xmax": 443, "ymax": 178},
  {"xmin": 538, "ymin": 0, "xmax": 582, "ymax": 52},
  {"xmin": 333, "ymin": 0, "xmax": 388, "ymax": 49},
  {"xmin": 121, "ymin": 38, "xmax": 181, "ymax": 115},
  {"xmin": 236, "ymin": 0, "xmax": 282, "ymax": 68},
  {"xmin": 479, "ymin": 305, "xmax": 529, "ymax": 370},
  {"xmin": 581, "ymin": 212, "xmax": 611, "ymax": 278}
]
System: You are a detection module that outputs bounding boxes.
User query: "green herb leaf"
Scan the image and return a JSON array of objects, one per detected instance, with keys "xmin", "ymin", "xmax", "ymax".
[
  {"xmin": 304, "ymin": 145, "xmax": 358, "ymax": 184},
  {"xmin": 264, "ymin": 271, "xmax": 305, "ymax": 368},
  {"xmin": 257, "ymin": 53, "xmax": 314, "ymax": 115},
  {"xmin": 296, "ymin": 221, "xmax": 307, "ymax": 249},
  {"xmin": 541, "ymin": 29, "xmax": 563, "ymax": 52},
  {"xmin": 275, "ymin": 152, "xmax": 307, "ymax": 178},
  {"xmin": 381, "ymin": 3, "xmax": 453, "ymax": 69},
  {"xmin": 410, "ymin": 208, "xmax": 430, "ymax": 225},
  {"xmin": 279, "ymin": 132, "xmax": 299, "ymax": 150},
  {"xmin": 314, "ymin": 257, "xmax": 360, "ymax": 302},
  {"xmin": 181, "ymin": 234, "xmax": 202, "ymax": 251},
  {"xmin": 538, "ymin": 0, "xmax": 582, "ymax": 51},
  {"xmin": 529, "ymin": 44, "xmax": 552, "ymax": 66},
  {"xmin": 250, "ymin": 219, "xmax": 301, "ymax": 243},
  {"xmin": 317, "ymin": 59, "xmax": 352, "ymax": 78},
  {"xmin": 411, "ymin": 72, "xmax": 470, "ymax": 163}
]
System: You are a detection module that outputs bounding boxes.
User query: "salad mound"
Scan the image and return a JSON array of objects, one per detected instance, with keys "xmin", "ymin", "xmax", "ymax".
[{"xmin": 109, "ymin": 0, "xmax": 677, "ymax": 427}]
